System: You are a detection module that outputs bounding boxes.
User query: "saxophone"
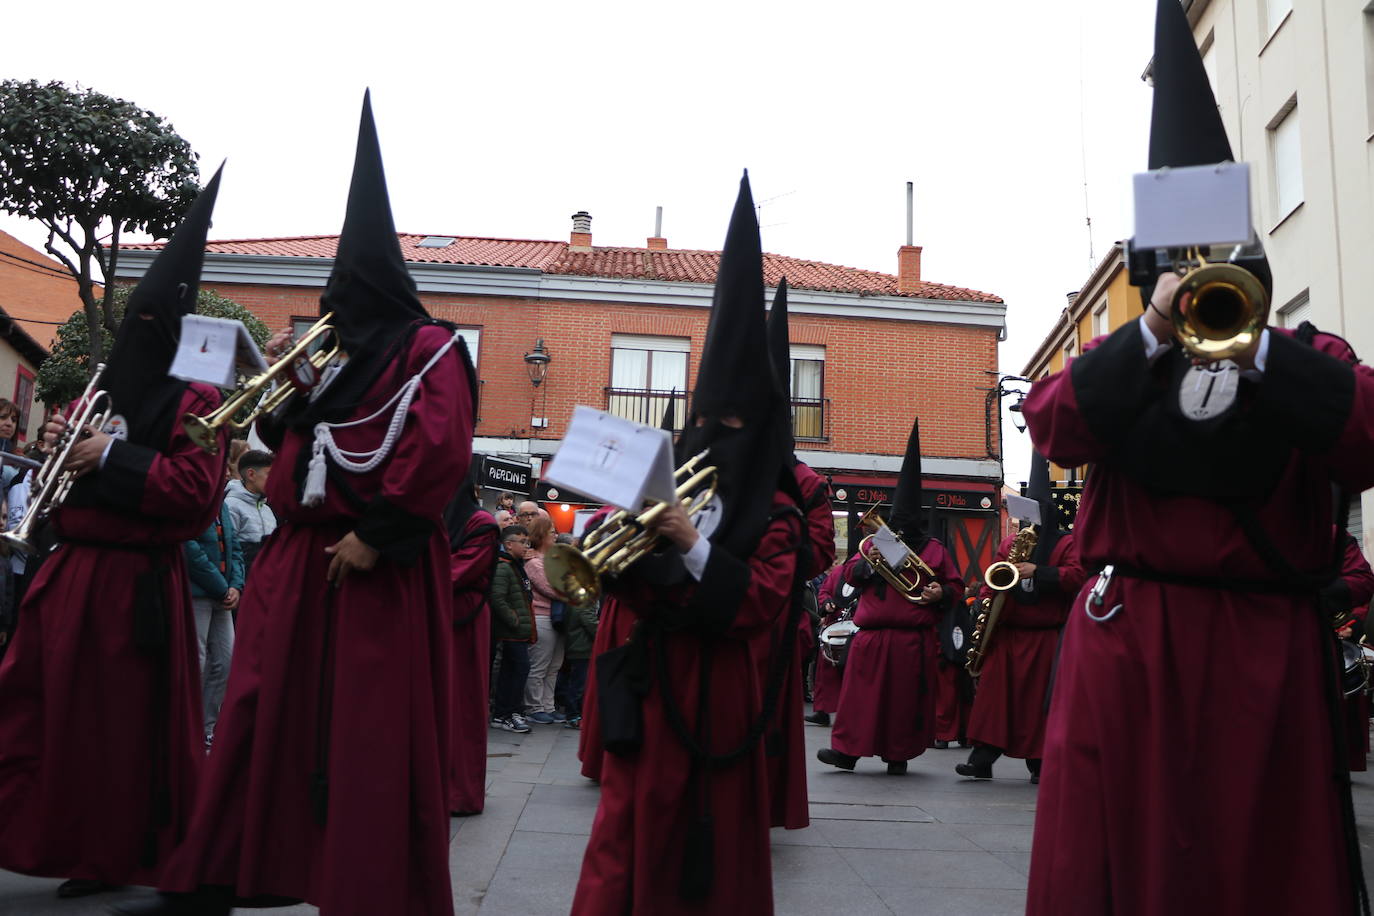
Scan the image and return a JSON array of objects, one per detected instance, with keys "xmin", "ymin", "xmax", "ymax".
[{"xmin": 965, "ymin": 524, "xmax": 1039, "ymax": 677}]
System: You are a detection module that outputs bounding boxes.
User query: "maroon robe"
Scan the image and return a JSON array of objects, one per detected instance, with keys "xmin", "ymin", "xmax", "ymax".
[
  {"xmin": 1024, "ymin": 325, "xmax": 1374, "ymax": 915},
  {"xmin": 932, "ymin": 657, "xmax": 970, "ymax": 743},
  {"xmin": 0, "ymin": 384, "xmax": 226, "ymax": 885},
  {"xmin": 449, "ymin": 509, "xmax": 498, "ymax": 813},
  {"xmin": 577, "ymin": 505, "xmax": 627, "ymax": 783},
  {"xmin": 160, "ymin": 324, "xmax": 471, "ymax": 915},
  {"xmin": 811, "ymin": 565, "xmax": 845, "ymax": 715},
  {"xmin": 755, "ymin": 462, "xmax": 834, "ymax": 830},
  {"xmin": 1334, "ymin": 533, "xmax": 1374, "ymax": 772},
  {"xmin": 572, "ymin": 492, "xmax": 801, "ymax": 915},
  {"xmin": 830, "ymin": 539, "xmax": 965, "ymax": 762},
  {"xmin": 965, "ymin": 533, "xmax": 1084, "ymax": 759}
]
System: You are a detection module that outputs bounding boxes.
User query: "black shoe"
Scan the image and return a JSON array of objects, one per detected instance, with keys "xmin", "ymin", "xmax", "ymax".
[
  {"xmin": 804, "ymin": 711, "xmax": 831, "ymax": 727},
  {"xmin": 1029, "ymin": 773, "xmax": 1040, "ymax": 785},
  {"xmin": 932, "ymin": 739, "xmax": 950, "ymax": 749},
  {"xmin": 803, "ymin": 690, "xmax": 814, "ymax": 703},
  {"xmin": 817, "ymin": 748, "xmax": 857, "ymax": 770},
  {"xmin": 884, "ymin": 759, "xmax": 908, "ymax": 775},
  {"xmin": 58, "ymin": 879, "xmax": 115, "ymax": 898},
  {"xmin": 955, "ymin": 762, "xmax": 993, "ymax": 779},
  {"xmin": 106, "ymin": 890, "xmax": 232, "ymax": 916},
  {"xmin": 958, "ymin": 739, "xmax": 970, "ymax": 748}
]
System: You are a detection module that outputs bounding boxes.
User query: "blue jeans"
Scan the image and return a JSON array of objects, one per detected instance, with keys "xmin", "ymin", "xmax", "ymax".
[
  {"xmin": 493, "ymin": 641, "xmax": 531, "ymax": 718},
  {"xmin": 564, "ymin": 657, "xmax": 589, "ymax": 718}
]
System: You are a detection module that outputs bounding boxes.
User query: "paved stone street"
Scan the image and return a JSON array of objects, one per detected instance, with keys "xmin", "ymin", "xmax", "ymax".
[{"xmin": 7, "ymin": 711, "xmax": 1374, "ymax": 915}]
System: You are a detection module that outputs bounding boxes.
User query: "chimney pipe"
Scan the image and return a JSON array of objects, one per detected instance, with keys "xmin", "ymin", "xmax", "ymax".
[
  {"xmin": 647, "ymin": 205, "xmax": 667, "ymax": 250},
  {"xmin": 905, "ymin": 181, "xmax": 914, "ymax": 247},
  {"xmin": 570, "ymin": 211, "xmax": 592, "ymax": 250}
]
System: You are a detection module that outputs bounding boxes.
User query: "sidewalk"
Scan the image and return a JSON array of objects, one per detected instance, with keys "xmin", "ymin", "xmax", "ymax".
[{"xmin": 5, "ymin": 713, "xmax": 1374, "ymax": 915}]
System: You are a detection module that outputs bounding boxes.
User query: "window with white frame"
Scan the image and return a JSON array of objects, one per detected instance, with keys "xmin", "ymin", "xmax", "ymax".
[
  {"xmin": 1063, "ymin": 337, "xmax": 1076, "ymax": 364},
  {"xmin": 789, "ymin": 344, "xmax": 826, "ymax": 440},
  {"xmin": 1265, "ymin": 0, "xmax": 1292, "ymax": 37},
  {"xmin": 1278, "ymin": 291, "xmax": 1311, "ymax": 329},
  {"xmin": 1269, "ymin": 98, "xmax": 1303, "ymax": 220},
  {"xmin": 608, "ymin": 334, "xmax": 689, "ymax": 427},
  {"xmin": 1092, "ymin": 301, "xmax": 1108, "ymax": 338}
]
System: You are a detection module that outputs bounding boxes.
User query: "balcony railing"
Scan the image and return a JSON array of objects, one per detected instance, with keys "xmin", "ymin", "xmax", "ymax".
[
  {"xmin": 606, "ymin": 387, "xmax": 829, "ymax": 443},
  {"xmin": 605, "ymin": 387, "xmax": 688, "ymax": 431},
  {"xmin": 791, "ymin": 397, "xmax": 829, "ymax": 442}
]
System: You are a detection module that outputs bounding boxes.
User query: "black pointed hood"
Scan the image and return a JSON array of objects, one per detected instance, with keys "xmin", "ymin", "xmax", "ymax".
[
  {"xmin": 888, "ymin": 419, "xmax": 925, "ymax": 543},
  {"xmin": 1026, "ymin": 450, "xmax": 1065, "ymax": 564},
  {"xmin": 1147, "ymin": 0, "xmax": 1270, "ymax": 294},
  {"xmin": 103, "ymin": 163, "xmax": 223, "ymax": 448},
  {"xmin": 1149, "ymin": 0, "xmax": 1232, "ymax": 170},
  {"xmin": 290, "ymin": 90, "xmax": 436, "ymax": 429},
  {"xmin": 766, "ymin": 277, "xmax": 801, "ymax": 462},
  {"xmin": 660, "ymin": 389, "xmax": 678, "ymax": 433},
  {"xmin": 678, "ymin": 172, "xmax": 792, "ymax": 560}
]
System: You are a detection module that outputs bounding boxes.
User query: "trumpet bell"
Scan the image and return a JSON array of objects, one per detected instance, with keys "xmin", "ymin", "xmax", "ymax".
[
  {"xmin": 1171, "ymin": 262, "xmax": 1270, "ymax": 362},
  {"xmin": 0, "ymin": 531, "xmax": 37, "ymax": 557},
  {"xmin": 545, "ymin": 542, "xmax": 601, "ymax": 609}
]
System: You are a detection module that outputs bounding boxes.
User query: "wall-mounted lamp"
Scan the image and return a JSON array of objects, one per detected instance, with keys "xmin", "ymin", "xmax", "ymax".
[
  {"xmin": 523, "ymin": 338, "xmax": 551, "ymax": 387},
  {"xmin": 1008, "ymin": 393, "xmax": 1027, "ymax": 434}
]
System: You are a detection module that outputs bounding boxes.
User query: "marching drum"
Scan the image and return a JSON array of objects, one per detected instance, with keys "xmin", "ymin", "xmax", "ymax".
[{"xmin": 819, "ymin": 618, "xmax": 859, "ymax": 668}]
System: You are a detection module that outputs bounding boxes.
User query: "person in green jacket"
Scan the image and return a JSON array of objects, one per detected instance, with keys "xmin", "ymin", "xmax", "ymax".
[
  {"xmin": 489, "ymin": 526, "xmax": 534, "ymax": 733},
  {"xmin": 183, "ymin": 501, "xmax": 245, "ymax": 746},
  {"xmin": 561, "ymin": 598, "xmax": 599, "ymax": 729}
]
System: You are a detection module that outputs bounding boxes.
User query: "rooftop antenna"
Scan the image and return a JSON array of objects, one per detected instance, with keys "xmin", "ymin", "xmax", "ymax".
[
  {"xmin": 1077, "ymin": 9, "xmax": 1096, "ymax": 268},
  {"xmin": 654, "ymin": 205, "xmax": 663, "ymax": 238},
  {"xmin": 906, "ymin": 181, "xmax": 914, "ymax": 246}
]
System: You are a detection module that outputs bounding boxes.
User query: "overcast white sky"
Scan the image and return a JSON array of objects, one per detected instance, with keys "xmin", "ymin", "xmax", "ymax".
[{"xmin": 1, "ymin": 0, "xmax": 1159, "ymax": 484}]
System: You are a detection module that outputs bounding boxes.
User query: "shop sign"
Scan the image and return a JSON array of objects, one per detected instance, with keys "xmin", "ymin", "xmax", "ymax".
[{"xmin": 482, "ymin": 456, "xmax": 532, "ymax": 494}]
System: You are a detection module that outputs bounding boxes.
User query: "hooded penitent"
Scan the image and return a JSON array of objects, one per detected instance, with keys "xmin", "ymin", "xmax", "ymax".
[
  {"xmin": 676, "ymin": 172, "xmax": 791, "ymax": 560},
  {"xmin": 443, "ymin": 461, "xmax": 483, "ymax": 551},
  {"xmin": 886, "ymin": 419, "xmax": 926, "ymax": 545},
  {"xmin": 289, "ymin": 91, "xmax": 454, "ymax": 430},
  {"xmin": 660, "ymin": 390, "xmax": 678, "ymax": 434},
  {"xmin": 1142, "ymin": 0, "xmax": 1270, "ymax": 303},
  {"xmin": 101, "ymin": 164, "xmax": 223, "ymax": 449},
  {"xmin": 1025, "ymin": 451, "xmax": 1064, "ymax": 567},
  {"xmin": 765, "ymin": 277, "xmax": 799, "ymax": 463}
]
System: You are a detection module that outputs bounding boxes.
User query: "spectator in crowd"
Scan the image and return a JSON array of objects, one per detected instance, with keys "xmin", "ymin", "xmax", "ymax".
[
  {"xmin": 183, "ymin": 499, "xmax": 245, "ymax": 747},
  {"xmin": 494, "ymin": 509, "xmax": 517, "ymax": 529},
  {"xmin": 490, "ymin": 525, "xmax": 534, "ymax": 733},
  {"xmin": 561, "ymin": 594, "xmax": 598, "ymax": 729},
  {"xmin": 223, "ymin": 450, "xmax": 277, "ymax": 573},
  {"xmin": 496, "ymin": 492, "xmax": 516, "ymax": 514},
  {"xmin": 516, "ymin": 500, "xmax": 543, "ymax": 526},
  {"xmin": 0, "ymin": 400, "xmax": 25, "ymax": 506},
  {"xmin": 522, "ymin": 515, "xmax": 565, "ymax": 724}
]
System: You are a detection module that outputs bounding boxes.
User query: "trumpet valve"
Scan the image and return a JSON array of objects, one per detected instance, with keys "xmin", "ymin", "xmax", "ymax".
[{"xmin": 182, "ymin": 414, "xmax": 220, "ymax": 455}]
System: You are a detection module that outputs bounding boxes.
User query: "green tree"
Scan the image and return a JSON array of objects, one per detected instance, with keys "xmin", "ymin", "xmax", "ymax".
[
  {"xmin": 0, "ymin": 79, "xmax": 200, "ymax": 367},
  {"xmin": 36, "ymin": 286, "xmax": 270, "ymax": 409}
]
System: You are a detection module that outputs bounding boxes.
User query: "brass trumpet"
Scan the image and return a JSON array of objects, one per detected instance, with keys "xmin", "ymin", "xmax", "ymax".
[
  {"xmin": 544, "ymin": 450, "xmax": 718, "ymax": 608},
  {"xmin": 1170, "ymin": 248, "xmax": 1269, "ymax": 362},
  {"xmin": 855, "ymin": 504, "xmax": 937, "ymax": 604},
  {"xmin": 183, "ymin": 313, "xmax": 341, "ymax": 454},
  {"xmin": 2, "ymin": 364, "xmax": 113, "ymax": 555}
]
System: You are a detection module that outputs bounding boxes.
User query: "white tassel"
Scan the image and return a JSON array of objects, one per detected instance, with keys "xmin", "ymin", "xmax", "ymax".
[{"xmin": 301, "ymin": 424, "xmax": 330, "ymax": 507}]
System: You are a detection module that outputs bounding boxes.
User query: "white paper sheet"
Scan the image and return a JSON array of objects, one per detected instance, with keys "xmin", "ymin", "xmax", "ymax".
[
  {"xmin": 1133, "ymin": 162, "xmax": 1252, "ymax": 250},
  {"xmin": 1005, "ymin": 493, "xmax": 1042, "ymax": 525},
  {"xmin": 871, "ymin": 524, "xmax": 911, "ymax": 568},
  {"xmin": 543, "ymin": 406, "xmax": 677, "ymax": 511},
  {"xmin": 170, "ymin": 315, "xmax": 269, "ymax": 387}
]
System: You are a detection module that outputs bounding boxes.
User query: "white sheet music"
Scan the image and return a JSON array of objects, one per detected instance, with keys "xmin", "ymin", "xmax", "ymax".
[
  {"xmin": 871, "ymin": 524, "xmax": 911, "ymax": 568},
  {"xmin": 543, "ymin": 406, "xmax": 677, "ymax": 511},
  {"xmin": 170, "ymin": 315, "xmax": 269, "ymax": 387},
  {"xmin": 1005, "ymin": 493, "xmax": 1042, "ymax": 526}
]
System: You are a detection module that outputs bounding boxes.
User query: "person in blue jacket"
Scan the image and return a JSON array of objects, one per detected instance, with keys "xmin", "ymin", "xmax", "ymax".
[{"xmin": 184, "ymin": 501, "xmax": 245, "ymax": 747}]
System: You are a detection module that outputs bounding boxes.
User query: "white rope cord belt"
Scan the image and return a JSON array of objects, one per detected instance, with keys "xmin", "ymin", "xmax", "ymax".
[{"xmin": 301, "ymin": 328, "xmax": 462, "ymax": 507}]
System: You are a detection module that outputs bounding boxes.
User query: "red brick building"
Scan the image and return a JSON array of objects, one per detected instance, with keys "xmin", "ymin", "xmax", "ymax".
[{"xmin": 120, "ymin": 216, "xmax": 1007, "ymax": 579}]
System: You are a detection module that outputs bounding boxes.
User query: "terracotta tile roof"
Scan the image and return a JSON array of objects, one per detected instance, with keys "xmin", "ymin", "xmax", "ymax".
[
  {"xmin": 128, "ymin": 233, "xmax": 1003, "ymax": 304},
  {"xmin": 0, "ymin": 230, "xmax": 89, "ymax": 349}
]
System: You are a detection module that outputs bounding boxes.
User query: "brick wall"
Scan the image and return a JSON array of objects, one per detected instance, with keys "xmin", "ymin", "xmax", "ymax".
[{"xmin": 208, "ymin": 281, "xmax": 998, "ymax": 461}]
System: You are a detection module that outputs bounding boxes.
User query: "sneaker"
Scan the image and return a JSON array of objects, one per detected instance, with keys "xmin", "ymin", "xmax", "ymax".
[
  {"xmin": 511, "ymin": 713, "xmax": 531, "ymax": 730},
  {"xmin": 564, "ymin": 716, "xmax": 582, "ymax": 729},
  {"xmin": 551, "ymin": 710, "xmax": 567, "ymax": 723},
  {"xmin": 527, "ymin": 712, "xmax": 555, "ymax": 725},
  {"xmin": 492, "ymin": 716, "xmax": 531, "ymax": 734}
]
